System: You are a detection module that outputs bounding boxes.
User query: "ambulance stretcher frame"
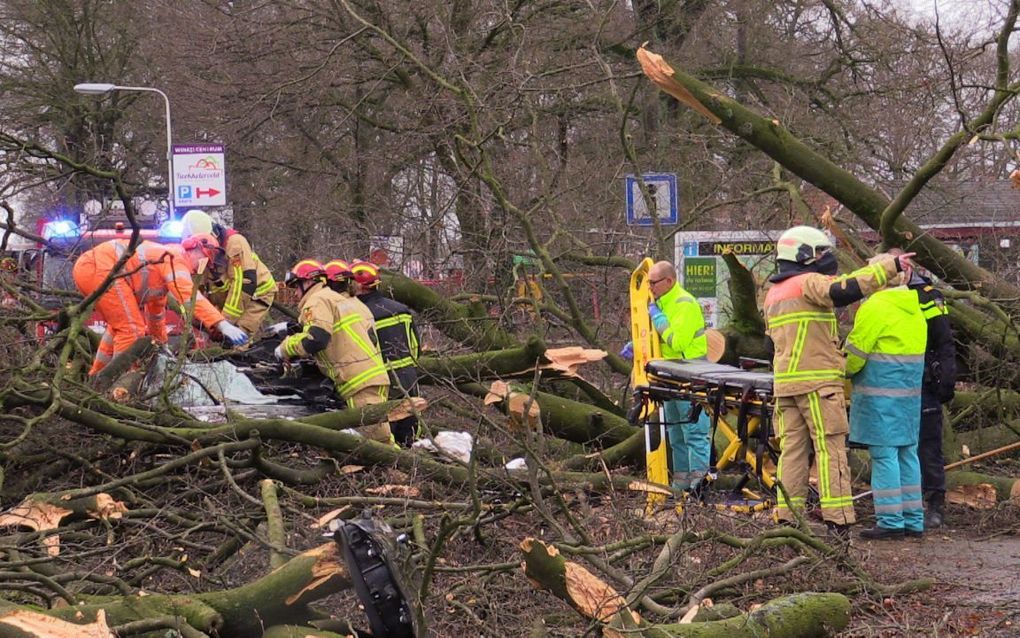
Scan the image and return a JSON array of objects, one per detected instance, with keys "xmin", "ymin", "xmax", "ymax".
[{"xmin": 629, "ymin": 359, "xmax": 780, "ymax": 511}]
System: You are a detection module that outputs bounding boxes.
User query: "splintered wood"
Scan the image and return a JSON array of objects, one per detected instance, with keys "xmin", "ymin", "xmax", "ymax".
[{"xmin": 485, "ymin": 381, "xmax": 541, "ymax": 433}]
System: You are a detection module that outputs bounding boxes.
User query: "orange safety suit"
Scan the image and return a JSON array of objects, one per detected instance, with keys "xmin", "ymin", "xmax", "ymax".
[
  {"xmin": 282, "ymin": 281, "xmax": 391, "ymax": 441},
  {"xmin": 763, "ymin": 255, "xmax": 899, "ymax": 525},
  {"xmin": 72, "ymin": 239, "xmax": 226, "ymax": 375}
]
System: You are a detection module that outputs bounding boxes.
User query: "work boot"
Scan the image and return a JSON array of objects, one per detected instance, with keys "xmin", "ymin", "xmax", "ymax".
[
  {"xmin": 904, "ymin": 529, "xmax": 924, "ymax": 539},
  {"xmin": 859, "ymin": 526, "xmax": 905, "ymax": 541},
  {"xmin": 825, "ymin": 522, "xmax": 852, "ymax": 543},
  {"xmin": 925, "ymin": 493, "xmax": 945, "ymax": 529}
]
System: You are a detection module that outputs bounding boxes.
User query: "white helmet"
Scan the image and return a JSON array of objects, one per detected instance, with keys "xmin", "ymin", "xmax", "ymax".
[
  {"xmin": 776, "ymin": 226, "xmax": 832, "ymax": 264},
  {"xmin": 180, "ymin": 209, "xmax": 213, "ymax": 239}
]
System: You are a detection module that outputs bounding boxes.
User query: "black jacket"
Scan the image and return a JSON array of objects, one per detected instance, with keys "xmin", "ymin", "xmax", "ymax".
[
  {"xmin": 357, "ymin": 289, "xmax": 421, "ymax": 370},
  {"xmin": 909, "ymin": 276, "xmax": 957, "ymax": 404}
]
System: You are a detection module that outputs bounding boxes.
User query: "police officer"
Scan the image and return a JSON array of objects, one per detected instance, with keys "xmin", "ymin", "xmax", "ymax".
[
  {"xmin": 764, "ymin": 226, "xmax": 912, "ymax": 535},
  {"xmin": 275, "ymin": 260, "xmax": 391, "ymax": 442},
  {"xmin": 348, "ymin": 260, "xmax": 423, "ymax": 448},
  {"xmin": 906, "ymin": 265, "xmax": 957, "ymax": 529},
  {"xmin": 845, "ymin": 256, "xmax": 928, "ymax": 540}
]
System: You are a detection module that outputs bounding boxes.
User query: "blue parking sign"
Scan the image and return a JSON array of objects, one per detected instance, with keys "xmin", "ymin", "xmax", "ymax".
[{"xmin": 625, "ymin": 173, "xmax": 679, "ymax": 226}]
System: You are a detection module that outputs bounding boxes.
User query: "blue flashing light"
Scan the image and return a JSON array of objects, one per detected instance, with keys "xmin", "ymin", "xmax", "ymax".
[
  {"xmin": 158, "ymin": 220, "xmax": 184, "ymax": 239},
  {"xmin": 42, "ymin": 220, "xmax": 80, "ymax": 240}
]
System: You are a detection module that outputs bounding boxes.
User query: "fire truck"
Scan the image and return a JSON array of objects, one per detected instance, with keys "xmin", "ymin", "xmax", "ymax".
[{"xmin": 33, "ymin": 213, "xmax": 204, "ymax": 343}]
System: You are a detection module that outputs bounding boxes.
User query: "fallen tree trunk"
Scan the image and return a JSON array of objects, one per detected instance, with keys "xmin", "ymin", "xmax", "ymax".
[
  {"xmin": 418, "ymin": 336, "xmax": 547, "ymax": 383},
  {"xmin": 0, "ymin": 543, "xmax": 350, "ymax": 637},
  {"xmin": 519, "ymin": 537, "xmax": 851, "ymax": 637},
  {"xmin": 709, "ymin": 253, "xmax": 769, "ymax": 365},
  {"xmin": 945, "ymin": 470, "xmax": 1020, "ymax": 502}
]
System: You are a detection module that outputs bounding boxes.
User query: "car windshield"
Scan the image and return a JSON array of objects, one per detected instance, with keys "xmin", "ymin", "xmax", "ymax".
[{"xmin": 40, "ymin": 250, "xmax": 77, "ymax": 310}]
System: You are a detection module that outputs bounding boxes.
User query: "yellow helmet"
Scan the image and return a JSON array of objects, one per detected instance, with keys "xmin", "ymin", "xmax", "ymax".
[
  {"xmin": 776, "ymin": 226, "xmax": 832, "ymax": 264},
  {"xmin": 181, "ymin": 209, "xmax": 213, "ymax": 239}
]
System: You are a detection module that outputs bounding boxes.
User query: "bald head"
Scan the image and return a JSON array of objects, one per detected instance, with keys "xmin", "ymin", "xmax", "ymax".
[{"xmin": 648, "ymin": 261, "xmax": 677, "ymax": 298}]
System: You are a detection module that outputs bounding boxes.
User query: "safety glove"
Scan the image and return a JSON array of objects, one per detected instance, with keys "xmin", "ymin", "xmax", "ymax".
[
  {"xmin": 217, "ymin": 320, "xmax": 250, "ymax": 347},
  {"xmin": 619, "ymin": 341, "xmax": 634, "ymax": 361},
  {"xmin": 648, "ymin": 302, "xmax": 669, "ymax": 334}
]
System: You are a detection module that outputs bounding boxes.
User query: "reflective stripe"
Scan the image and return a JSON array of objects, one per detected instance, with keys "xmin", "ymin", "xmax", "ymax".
[
  {"xmin": 388, "ymin": 356, "xmax": 415, "ymax": 370},
  {"xmin": 774, "ymin": 369, "xmax": 843, "ymax": 381},
  {"xmin": 873, "ymin": 488, "xmax": 902, "ymax": 498},
  {"xmin": 255, "ymin": 279, "xmax": 276, "ymax": 297},
  {"xmin": 845, "ymin": 343, "xmax": 924, "ymax": 364},
  {"xmin": 808, "ymin": 392, "xmax": 831, "ymax": 502},
  {"xmin": 767, "ymin": 311, "xmax": 836, "ymax": 329},
  {"xmin": 223, "ymin": 264, "xmax": 244, "ymax": 317},
  {"xmin": 902, "ymin": 499, "xmax": 924, "ymax": 510},
  {"xmin": 339, "ymin": 365, "xmax": 388, "ymax": 397},
  {"xmin": 820, "ymin": 496, "xmax": 854, "ymax": 508},
  {"xmin": 333, "ymin": 314, "xmax": 388, "ymax": 397},
  {"xmin": 284, "ymin": 327, "xmax": 309, "ymax": 357},
  {"xmin": 853, "ymin": 386, "xmax": 922, "ymax": 398},
  {"xmin": 874, "ymin": 503, "xmax": 903, "ymax": 514},
  {"xmin": 787, "ymin": 319, "xmax": 809, "ymax": 373},
  {"xmin": 693, "ymin": 328, "xmax": 706, "ymax": 338}
]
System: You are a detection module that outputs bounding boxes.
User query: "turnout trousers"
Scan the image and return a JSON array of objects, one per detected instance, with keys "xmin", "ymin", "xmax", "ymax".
[
  {"xmin": 774, "ymin": 390, "xmax": 856, "ymax": 525},
  {"xmin": 664, "ymin": 399, "xmax": 711, "ymax": 490},
  {"xmin": 344, "ymin": 383, "xmax": 392, "ymax": 444},
  {"xmin": 869, "ymin": 444, "xmax": 924, "ymax": 532}
]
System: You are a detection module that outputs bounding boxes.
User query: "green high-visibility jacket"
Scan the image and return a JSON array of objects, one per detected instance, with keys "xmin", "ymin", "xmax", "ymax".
[
  {"xmin": 653, "ymin": 282, "xmax": 708, "ymax": 360},
  {"xmin": 845, "ymin": 287, "xmax": 928, "ymax": 446}
]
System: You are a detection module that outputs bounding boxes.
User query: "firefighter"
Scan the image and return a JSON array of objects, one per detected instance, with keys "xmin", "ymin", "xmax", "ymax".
[
  {"xmin": 845, "ymin": 256, "xmax": 928, "ymax": 540},
  {"xmin": 180, "ymin": 210, "xmax": 276, "ymax": 337},
  {"xmin": 274, "ymin": 260, "xmax": 392, "ymax": 442},
  {"xmin": 764, "ymin": 226, "xmax": 913, "ymax": 536},
  {"xmin": 71, "ymin": 237, "xmax": 248, "ymax": 376},
  {"xmin": 646, "ymin": 260, "xmax": 713, "ymax": 492},
  {"xmin": 905, "ymin": 264, "xmax": 957, "ymax": 529},
  {"xmin": 349, "ymin": 259, "xmax": 423, "ymax": 448}
]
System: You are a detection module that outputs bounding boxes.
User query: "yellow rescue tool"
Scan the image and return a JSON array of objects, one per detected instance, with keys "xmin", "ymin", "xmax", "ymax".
[{"xmin": 629, "ymin": 258, "xmax": 669, "ymax": 508}]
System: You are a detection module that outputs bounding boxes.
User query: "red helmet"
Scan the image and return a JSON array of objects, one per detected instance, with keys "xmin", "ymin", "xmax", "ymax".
[
  {"xmin": 181, "ymin": 232, "xmax": 220, "ymax": 254},
  {"xmin": 350, "ymin": 259, "xmax": 380, "ymax": 287},
  {"xmin": 324, "ymin": 259, "xmax": 352, "ymax": 281},
  {"xmin": 284, "ymin": 259, "xmax": 326, "ymax": 287}
]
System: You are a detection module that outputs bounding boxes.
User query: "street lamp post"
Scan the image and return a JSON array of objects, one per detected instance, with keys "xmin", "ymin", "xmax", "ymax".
[{"xmin": 74, "ymin": 82, "xmax": 176, "ymax": 218}]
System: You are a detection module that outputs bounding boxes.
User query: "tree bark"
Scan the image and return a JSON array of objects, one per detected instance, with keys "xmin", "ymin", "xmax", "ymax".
[
  {"xmin": 635, "ymin": 46, "xmax": 1020, "ymax": 307},
  {"xmin": 0, "ymin": 543, "xmax": 351, "ymax": 637},
  {"xmin": 520, "ymin": 537, "xmax": 851, "ymax": 637}
]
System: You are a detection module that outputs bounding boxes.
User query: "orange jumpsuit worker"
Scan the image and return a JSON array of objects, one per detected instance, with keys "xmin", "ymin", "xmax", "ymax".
[
  {"xmin": 72, "ymin": 238, "xmax": 248, "ymax": 376},
  {"xmin": 764, "ymin": 225, "xmax": 912, "ymax": 537},
  {"xmin": 275, "ymin": 259, "xmax": 391, "ymax": 442},
  {"xmin": 180, "ymin": 209, "xmax": 277, "ymax": 336}
]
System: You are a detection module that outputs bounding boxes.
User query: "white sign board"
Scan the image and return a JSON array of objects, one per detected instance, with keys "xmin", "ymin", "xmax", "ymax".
[
  {"xmin": 674, "ymin": 230, "xmax": 781, "ymax": 328},
  {"xmin": 625, "ymin": 173, "xmax": 678, "ymax": 225},
  {"xmin": 173, "ymin": 144, "xmax": 226, "ymax": 207}
]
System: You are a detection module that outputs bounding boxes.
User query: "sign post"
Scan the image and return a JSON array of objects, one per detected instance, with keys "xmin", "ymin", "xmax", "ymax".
[
  {"xmin": 625, "ymin": 173, "xmax": 679, "ymax": 226},
  {"xmin": 172, "ymin": 144, "xmax": 227, "ymax": 208}
]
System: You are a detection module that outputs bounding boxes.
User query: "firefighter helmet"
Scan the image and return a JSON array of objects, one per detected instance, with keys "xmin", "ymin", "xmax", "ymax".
[
  {"xmin": 284, "ymin": 259, "xmax": 326, "ymax": 287},
  {"xmin": 180, "ymin": 209, "xmax": 213, "ymax": 239},
  {"xmin": 776, "ymin": 226, "xmax": 832, "ymax": 264},
  {"xmin": 324, "ymin": 259, "xmax": 352, "ymax": 281},
  {"xmin": 350, "ymin": 259, "xmax": 381, "ymax": 287},
  {"xmin": 181, "ymin": 232, "xmax": 220, "ymax": 253}
]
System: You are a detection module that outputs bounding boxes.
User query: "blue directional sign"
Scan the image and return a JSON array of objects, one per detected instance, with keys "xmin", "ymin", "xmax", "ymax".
[{"xmin": 625, "ymin": 173, "xmax": 679, "ymax": 226}]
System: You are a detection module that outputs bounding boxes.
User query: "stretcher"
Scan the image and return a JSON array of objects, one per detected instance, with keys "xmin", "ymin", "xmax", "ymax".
[
  {"xmin": 628, "ymin": 359, "xmax": 780, "ymax": 512},
  {"xmin": 628, "ymin": 259, "xmax": 669, "ymax": 510}
]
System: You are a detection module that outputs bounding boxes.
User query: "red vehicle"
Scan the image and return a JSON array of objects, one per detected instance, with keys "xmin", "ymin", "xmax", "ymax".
[{"xmin": 34, "ymin": 217, "xmax": 209, "ymax": 346}]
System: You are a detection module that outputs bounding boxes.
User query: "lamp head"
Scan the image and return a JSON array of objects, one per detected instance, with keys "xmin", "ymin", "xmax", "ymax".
[{"xmin": 74, "ymin": 83, "xmax": 117, "ymax": 95}]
